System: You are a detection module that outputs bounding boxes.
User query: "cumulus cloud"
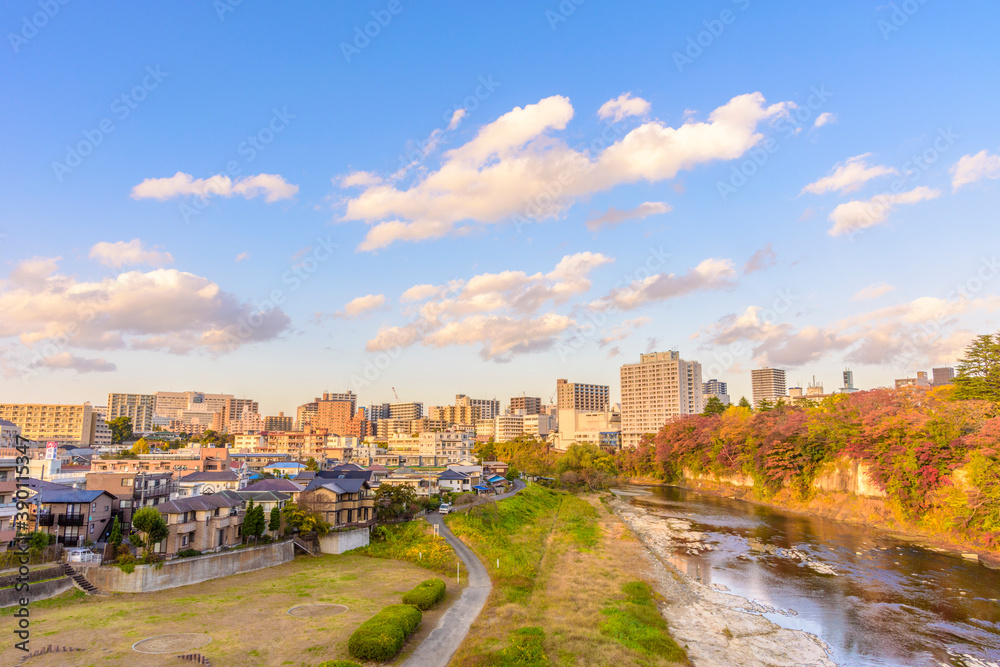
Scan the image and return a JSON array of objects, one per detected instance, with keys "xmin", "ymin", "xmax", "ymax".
[
  {"xmin": 827, "ymin": 186, "xmax": 940, "ymax": 237},
  {"xmin": 89, "ymin": 239, "xmax": 174, "ymax": 268},
  {"xmin": 597, "ymin": 317, "xmax": 651, "ymax": 347},
  {"xmin": 340, "ymin": 92, "xmax": 793, "ymax": 251},
  {"xmin": 0, "ymin": 257, "xmax": 290, "ymax": 356},
  {"xmin": 131, "ymin": 172, "xmax": 298, "ymax": 202},
  {"xmin": 337, "ymin": 294, "xmax": 387, "ymax": 319},
  {"xmin": 696, "ymin": 295, "xmax": 1000, "ymax": 370},
  {"xmin": 32, "ymin": 353, "xmax": 116, "ymax": 373},
  {"xmin": 851, "ymin": 282, "xmax": 895, "ymax": 301},
  {"xmin": 743, "ymin": 244, "xmax": 776, "ymax": 275},
  {"xmin": 951, "ymin": 149, "xmax": 1000, "ymax": 190},
  {"xmin": 366, "ymin": 252, "xmax": 612, "ymax": 361},
  {"xmin": 801, "ymin": 153, "xmax": 897, "ymax": 195},
  {"xmin": 597, "ymin": 93, "xmax": 651, "ymax": 122},
  {"xmin": 586, "ymin": 201, "xmax": 670, "ymax": 232},
  {"xmin": 813, "ymin": 112, "xmax": 837, "ymax": 128},
  {"xmin": 590, "ymin": 258, "xmax": 737, "ymax": 311}
]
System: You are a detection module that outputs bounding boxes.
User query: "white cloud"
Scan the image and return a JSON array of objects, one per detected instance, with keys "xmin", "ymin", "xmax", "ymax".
[
  {"xmin": 586, "ymin": 201, "xmax": 670, "ymax": 232},
  {"xmin": 0, "ymin": 257, "xmax": 289, "ymax": 356},
  {"xmin": 801, "ymin": 153, "xmax": 897, "ymax": 195},
  {"xmin": 366, "ymin": 252, "xmax": 612, "ymax": 361},
  {"xmin": 813, "ymin": 112, "xmax": 837, "ymax": 128},
  {"xmin": 32, "ymin": 353, "xmax": 116, "ymax": 373},
  {"xmin": 341, "ymin": 92, "xmax": 793, "ymax": 251},
  {"xmin": 828, "ymin": 186, "xmax": 941, "ymax": 237},
  {"xmin": 337, "ymin": 294, "xmax": 386, "ymax": 319},
  {"xmin": 597, "ymin": 317, "xmax": 651, "ymax": 347},
  {"xmin": 951, "ymin": 149, "xmax": 1000, "ymax": 190},
  {"xmin": 743, "ymin": 244, "xmax": 776, "ymax": 274},
  {"xmin": 447, "ymin": 108, "xmax": 467, "ymax": 131},
  {"xmin": 89, "ymin": 239, "xmax": 174, "ymax": 268},
  {"xmin": 339, "ymin": 171, "xmax": 384, "ymax": 188},
  {"xmin": 590, "ymin": 258, "xmax": 737, "ymax": 311},
  {"xmin": 696, "ymin": 295, "xmax": 1000, "ymax": 370},
  {"xmin": 235, "ymin": 252, "xmax": 250, "ymax": 263},
  {"xmin": 597, "ymin": 93, "xmax": 651, "ymax": 122},
  {"xmin": 131, "ymin": 172, "xmax": 298, "ymax": 202},
  {"xmin": 851, "ymin": 282, "xmax": 895, "ymax": 301}
]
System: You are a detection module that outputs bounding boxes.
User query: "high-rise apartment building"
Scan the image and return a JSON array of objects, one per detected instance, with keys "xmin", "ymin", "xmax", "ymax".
[
  {"xmin": 751, "ymin": 368, "xmax": 787, "ymax": 408},
  {"xmin": 428, "ymin": 404, "xmax": 480, "ymax": 425},
  {"xmin": 91, "ymin": 407, "xmax": 113, "ymax": 446},
  {"xmin": 107, "ymin": 393, "xmax": 156, "ymax": 433},
  {"xmin": 509, "ymin": 396, "xmax": 541, "ymax": 415},
  {"xmin": 0, "ymin": 403, "xmax": 97, "ymax": 445},
  {"xmin": 701, "ymin": 379, "xmax": 731, "ymax": 406},
  {"xmin": 154, "ymin": 391, "xmax": 233, "ymax": 419},
  {"xmin": 455, "ymin": 395, "xmax": 499, "ymax": 420},
  {"xmin": 620, "ymin": 351, "xmax": 703, "ymax": 448},
  {"xmin": 555, "ymin": 379, "xmax": 609, "ymax": 412},
  {"xmin": 932, "ymin": 367, "xmax": 956, "ymax": 386},
  {"xmin": 263, "ymin": 413, "xmax": 293, "ymax": 431},
  {"xmin": 388, "ymin": 402, "xmax": 424, "ymax": 421},
  {"xmin": 222, "ymin": 398, "xmax": 259, "ymax": 433}
]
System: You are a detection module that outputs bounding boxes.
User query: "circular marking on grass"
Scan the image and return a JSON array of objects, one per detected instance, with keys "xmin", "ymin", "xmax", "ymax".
[
  {"xmin": 287, "ymin": 603, "xmax": 349, "ymax": 617},
  {"xmin": 132, "ymin": 633, "xmax": 212, "ymax": 654}
]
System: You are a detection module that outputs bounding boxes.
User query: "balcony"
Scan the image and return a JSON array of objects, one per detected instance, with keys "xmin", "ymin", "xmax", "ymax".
[
  {"xmin": 58, "ymin": 513, "xmax": 85, "ymax": 527},
  {"xmin": 37, "ymin": 513, "xmax": 54, "ymax": 526}
]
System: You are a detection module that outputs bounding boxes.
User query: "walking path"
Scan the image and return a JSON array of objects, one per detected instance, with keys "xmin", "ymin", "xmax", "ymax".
[{"xmin": 400, "ymin": 479, "xmax": 526, "ymax": 667}]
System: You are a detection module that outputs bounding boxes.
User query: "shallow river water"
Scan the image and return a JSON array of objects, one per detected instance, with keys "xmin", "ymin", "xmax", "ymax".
[{"xmin": 629, "ymin": 485, "xmax": 1000, "ymax": 667}]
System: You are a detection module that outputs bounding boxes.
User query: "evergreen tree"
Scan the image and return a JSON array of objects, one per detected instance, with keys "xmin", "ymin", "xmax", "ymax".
[
  {"xmin": 954, "ymin": 332, "xmax": 1000, "ymax": 403},
  {"xmin": 109, "ymin": 516, "xmax": 122, "ymax": 547},
  {"xmin": 703, "ymin": 396, "xmax": 727, "ymax": 416},
  {"xmin": 737, "ymin": 396, "xmax": 752, "ymax": 409},
  {"xmin": 269, "ymin": 506, "xmax": 281, "ymax": 534}
]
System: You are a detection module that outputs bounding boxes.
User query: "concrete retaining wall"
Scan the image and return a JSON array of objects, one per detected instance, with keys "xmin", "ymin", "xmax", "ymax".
[
  {"xmin": 83, "ymin": 540, "xmax": 294, "ymax": 593},
  {"xmin": 318, "ymin": 526, "xmax": 370, "ymax": 554},
  {"xmin": 0, "ymin": 576, "xmax": 74, "ymax": 608}
]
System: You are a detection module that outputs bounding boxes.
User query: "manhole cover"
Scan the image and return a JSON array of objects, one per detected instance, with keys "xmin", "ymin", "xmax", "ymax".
[
  {"xmin": 133, "ymin": 633, "xmax": 212, "ymax": 653},
  {"xmin": 287, "ymin": 603, "xmax": 349, "ymax": 617}
]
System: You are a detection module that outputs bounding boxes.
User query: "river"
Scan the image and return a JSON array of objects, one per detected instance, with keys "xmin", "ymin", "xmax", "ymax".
[{"xmin": 626, "ymin": 485, "xmax": 1000, "ymax": 667}]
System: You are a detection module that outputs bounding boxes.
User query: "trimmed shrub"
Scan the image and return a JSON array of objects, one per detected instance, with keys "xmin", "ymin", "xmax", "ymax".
[
  {"xmin": 347, "ymin": 604, "xmax": 422, "ymax": 661},
  {"xmin": 177, "ymin": 549, "xmax": 202, "ymax": 558},
  {"xmin": 402, "ymin": 578, "xmax": 446, "ymax": 610}
]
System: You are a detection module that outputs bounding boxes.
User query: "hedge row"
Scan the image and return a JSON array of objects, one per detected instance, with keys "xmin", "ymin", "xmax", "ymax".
[
  {"xmin": 347, "ymin": 604, "xmax": 422, "ymax": 661},
  {"xmin": 401, "ymin": 578, "xmax": 446, "ymax": 610}
]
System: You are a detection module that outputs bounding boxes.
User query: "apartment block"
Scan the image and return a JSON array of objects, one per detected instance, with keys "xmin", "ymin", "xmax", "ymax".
[
  {"xmin": 509, "ymin": 396, "xmax": 541, "ymax": 415},
  {"xmin": 556, "ymin": 379, "xmax": 609, "ymax": 412},
  {"xmin": 264, "ymin": 412, "xmax": 293, "ymax": 431},
  {"xmin": 389, "ymin": 402, "xmax": 424, "ymax": 421},
  {"xmin": 314, "ymin": 400, "xmax": 367, "ymax": 438},
  {"xmin": 620, "ymin": 351, "xmax": 703, "ymax": 448},
  {"xmin": 91, "ymin": 407, "xmax": 113, "ymax": 446},
  {"xmin": 428, "ymin": 404, "xmax": 480, "ymax": 425},
  {"xmin": 456, "ymin": 395, "xmax": 499, "ymax": 420},
  {"xmin": 933, "ymin": 367, "xmax": 956, "ymax": 386},
  {"xmin": 0, "ymin": 403, "xmax": 96, "ymax": 445},
  {"xmin": 222, "ymin": 398, "xmax": 260, "ymax": 433},
  {"xmin": 107, "ymin": 393, "xmax": 156, "ymax": 433},
  {"xmin": 751, "ymin": 368, "xmax": 787, "ymax": 409},
  {"xmin": 154, "ymin": 391, "xmax": 233, "ymax": 419}
]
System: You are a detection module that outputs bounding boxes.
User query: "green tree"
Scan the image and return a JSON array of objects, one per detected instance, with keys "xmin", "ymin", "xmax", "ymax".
[
  {"xmin": 107, "ymin": 416, "xmax": 133, "ymax": 445},
  {"xmin": 737, "ymin": 396, "xmax": 752, "ymax": 409},
  {"xmin": 954, "ymin": 332, "xmax": 1000, "ymax": 403},
  {"xmin": 505, "ymin": 464, "xmax": 520, "ymax": 481},
  {"xmin": 473, "ymin": 439, "xmax": 497, "ymax": 463},
  {"xmin": 757, "ymin": 398, "xmax": 773, "ymax": 412},
  {"xmin": 281, "ymin": 502, "xmax": 331, "ymax": 535},
  {"xmin": 131, "ymin": 506, "xmax": 168, "ymax": 557},
  {"xmin": 305, "ymin": 457, "xmax": 320, "ymax": 471},
  {"xmin": 109, "ymin": 516, "xmax": 122, "ymax": 548},
  {"xmin": 374, "ymin": 484, "xmax": 418, "ymax": 521},
  {"xmin": 269, "ymin": 506, "xmax": 281, "ymax": 534},
  {"xmin": 702, "ymin": 396, "xmax": 727, "ymax": 416},
  {"xmin": 243, "ymin": 500, "xmax": 265, "ymax": 543}
]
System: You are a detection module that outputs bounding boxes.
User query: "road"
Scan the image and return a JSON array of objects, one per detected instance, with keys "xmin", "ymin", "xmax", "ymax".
[{"xmin": 400, "ymin": 479, "xmax": 526, "ymax": 667}]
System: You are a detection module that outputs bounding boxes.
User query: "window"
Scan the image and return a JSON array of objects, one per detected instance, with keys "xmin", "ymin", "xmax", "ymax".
[
  {"xmin": 91, "ymin": 502, "xmax": 96, "ymax": 512},
  {"xmin": 89, "ymin": 524, "xmax": 94, "ymax": 534},
  {"xmin": 122, "ymin": 478, "xmax": 133, "ymax": 487}
]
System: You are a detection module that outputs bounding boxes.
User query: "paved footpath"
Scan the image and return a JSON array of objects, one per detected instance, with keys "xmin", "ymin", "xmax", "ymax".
[{"xmin": 401, "ymin": 479, "xmax": 526, "ymax": 667}]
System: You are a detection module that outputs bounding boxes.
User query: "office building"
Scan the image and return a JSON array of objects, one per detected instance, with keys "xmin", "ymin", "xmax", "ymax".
[
  {"xmin": 620, "ymin": 351, "xmax": 703, "ymax": 448},
  {"xmin": 388, "ymin": 402, "xmax": 424, "ymax": 421},
  {"xmin": 0, "ymin": 403, "xmax": 97, "ymax": 445},
  {"xmin": 751, "ymin": 368, "xmax": 787, "ymax": 409},
  {"xmin": 556, "ymin": 379, "xmax": 609, "ymax": 412},
  {"xmin": 107, "ymin": 393, "xmax": 156, "ymax": 433},
  {"xmin": 837, "ymin": 369, "xmax": 860, "ymax": 394}
]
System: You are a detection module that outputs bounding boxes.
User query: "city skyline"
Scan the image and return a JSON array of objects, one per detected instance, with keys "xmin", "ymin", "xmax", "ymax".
[{"xmin": 3, "ymin": 2, "xmax": 999, "ymax": 416}]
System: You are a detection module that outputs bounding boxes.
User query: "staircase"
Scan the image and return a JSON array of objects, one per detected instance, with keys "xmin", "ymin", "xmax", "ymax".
[
  {"xmin": 291, "ymin": 537, "xmax": 314, "ymax": 555},
  {"xmin": 59, "ymin": 563, "xmax": 99, "ymax": 595}
]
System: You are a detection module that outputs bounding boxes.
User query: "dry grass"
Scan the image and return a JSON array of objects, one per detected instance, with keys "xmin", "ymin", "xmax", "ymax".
[
  {"xmin": 0, "ymin": 552, "xmax": 463, "ymax": 667},
  {"xmin": 448, "ymin": 491, "xmax": 687, "ymax": 666}
]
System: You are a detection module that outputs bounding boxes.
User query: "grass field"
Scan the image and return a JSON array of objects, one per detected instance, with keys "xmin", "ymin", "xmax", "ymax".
[
  {"xmin": 446, "ymin": 486, "xmax": 687, "ymax": 666},
  {"xmin": 0, "ymin": 551, "xmax": 462, "ymax": 667}
]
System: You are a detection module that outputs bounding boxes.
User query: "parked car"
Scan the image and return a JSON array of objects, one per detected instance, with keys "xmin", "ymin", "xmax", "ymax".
[
  {"xmin": 438, "ymin": 503, "xmax": 452, "ymax": 514},
  {"xmin": 67, "ymin": 548, "xmax": 100, "ymax": 564}
]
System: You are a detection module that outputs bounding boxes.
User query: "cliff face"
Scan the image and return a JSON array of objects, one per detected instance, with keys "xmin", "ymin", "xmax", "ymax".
[{"xmin": 682, "ymin": 456, "xmax": 886, "ymax": 498}]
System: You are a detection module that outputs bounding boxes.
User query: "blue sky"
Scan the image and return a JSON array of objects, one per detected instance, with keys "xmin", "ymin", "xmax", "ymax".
[{"xmin": 2, "ymin": 0, "xmax": 999, "ymax": 415}]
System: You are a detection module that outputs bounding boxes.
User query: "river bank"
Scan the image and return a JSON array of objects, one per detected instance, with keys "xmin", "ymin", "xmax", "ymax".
[
  {"xmin": 610, "ymin": 491, "xmax": 836, "ymax": 667},
  {"xmin": 629, "ymin": 476, "xmax": 1000, "ymax": 569}
]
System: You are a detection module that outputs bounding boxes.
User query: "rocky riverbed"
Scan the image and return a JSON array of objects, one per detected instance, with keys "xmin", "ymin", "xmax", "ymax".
[{"xmin": 611, "ymin": 493, "xmax": 837, "ymax": 667}]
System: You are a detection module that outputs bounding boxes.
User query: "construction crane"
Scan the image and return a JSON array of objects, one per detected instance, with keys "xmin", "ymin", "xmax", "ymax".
[{"xmin": 392, "ymin": 386, "xmax": 400, "ymax": 402}]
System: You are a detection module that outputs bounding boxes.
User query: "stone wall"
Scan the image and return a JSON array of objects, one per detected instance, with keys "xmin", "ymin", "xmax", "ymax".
[
  {"xmin": 0, "ymin": 576, "xmax": 73, "ymax": 608},
  {"xmin": 84, "ymin": 540, "xmax": 294, "ymax": 593},
  {"xmin": 318, "ymin": 526, "xmax": 370, "ymax": 554}
]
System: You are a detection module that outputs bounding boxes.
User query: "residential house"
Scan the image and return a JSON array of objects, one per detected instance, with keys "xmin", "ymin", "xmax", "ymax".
[
  {"xmin": 481, "ymin": 461, "xmax": 510, "ymax": 477},
  {"xmin": 263, "ymin": 461, "xmax": 308, "ymax": 478},
  {"xmin": 298, "ymin": 477, "xmax": 375, "ymax": 528},
  {"xmin": 243, "ymin": 478, "xmax": 305, "ymax": 503},
  {"xmin": 216, "ymin": 489, "xmax": 289, "ymax": 537},
  {"xmin": 379, "ymin": 467, "xmax": 438, "ymax": 497},
  {"xmin": 0, "ymin": 458, "xmax": 17, "ymax": 551},
  {"xmin": 155, "ymin": 494, "xmax": 244, "ymax": 556},
  {"xmin": 34, "ymin": 489, "xmax": 115, "ymax": 547},
  {"xmin": 85, "ymin": 471, "xmax": 176, "ymax": 532},
  {"xmin": 437, "ymin": 468, "xmax": 474, "ymax": 493},
  {"xmin": 176, "ymin": 470, "xmax": 246, "ymax": 497}
]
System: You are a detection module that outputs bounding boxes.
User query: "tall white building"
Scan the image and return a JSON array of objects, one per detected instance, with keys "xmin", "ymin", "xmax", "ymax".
[
  {"xmin": 456, "ymin": 394, "xmax": 499, "ymax": 420},
  {"xmin": 751, "ymin": 368, "xmax": 787, "ymax": 408},
  {"xmin": 620, "ymin": 351, "xmax": 703, "ymax": 448},
  {"xmin": 154, "ymin": 391, "xmax": 233, "ymax": 419},
  {"xmin": 107, "ymin": 393, "xmax": 156, "ymax": 433}
]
